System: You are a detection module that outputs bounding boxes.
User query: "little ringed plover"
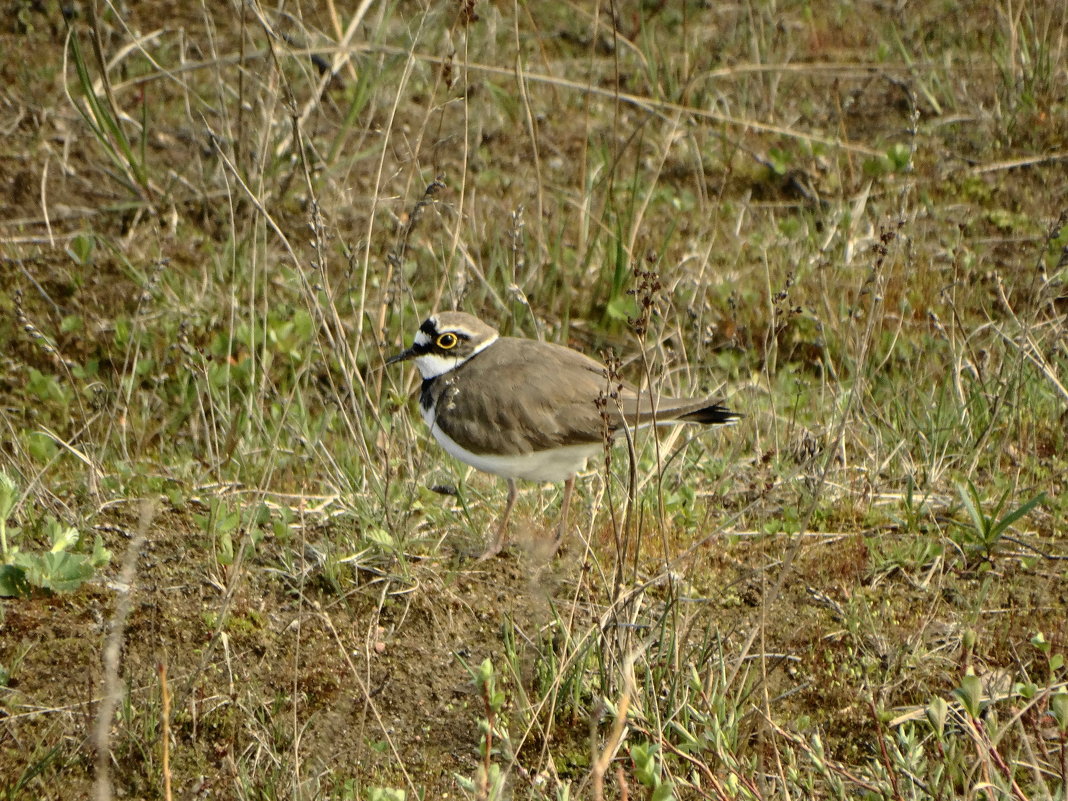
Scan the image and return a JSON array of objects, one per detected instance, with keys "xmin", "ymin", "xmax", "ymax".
[{"xmin": 388, "ymin": 311, "xmax": 738, "ymax": 558}]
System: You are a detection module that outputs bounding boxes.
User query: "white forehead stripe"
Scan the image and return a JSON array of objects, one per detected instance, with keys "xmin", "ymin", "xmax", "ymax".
[
  {"xmin": 414, "ymin": 330, "xmax": 430, "ymax": 345},
  {"xmin": 468, "ymin": 332, "xmax": 498, "ymax": 357}
]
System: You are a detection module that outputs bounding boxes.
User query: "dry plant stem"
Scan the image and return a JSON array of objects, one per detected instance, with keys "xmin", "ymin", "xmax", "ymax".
[
  {"xmin": 728, "ymin": 230, "xmax": 897, "ymax": 692},
  {"xmin": 355, "ymin": 35, "xmax": 419, "ymax": 347},
  {"xmin": 965, "ymin": 715, "xmax": 1030, "ymax": 801},
  {"xmin": 292, "ymin": 118, "xmax": 386, "ymax": 436},
  {"xmin": 214, "ymin": 113, "xmax": 387, "ymax": 500},
  {"xmin": 91, "ymin": 35, "xmax": 887, "ymax": 156},
  {"xmin": 176, "ymin": 491, "xmax": 261, "ymax": 712},
  {"xmin": 451, "ymin": 29, "xmax": 474, "ymax": 298},
  {"xmin": 290, "ymin": 502, "xmax": 308, "ymax": 792},
  {"xmin": 993, "ymin": 279, "xmax": 1068, "ymax": 406},
  {"xmin": 870, "ymin": 698, "xmax": 904, "ymax": 801},
  {"xmin": 93, "ymin": 499, "xmax": 157, "ymax": 801},
  {"xmin": 590, "ymin": 669, "xmax": 633, "ymax": 801},
  {"xmin": 762, "ymin": 715, "xmax": 884, "ymax": 793},
  {"xmin": 524, "ymin": 535, "xmax": 611, "ymax": 772},
  {"xmin": 323, "ymin": 0, "xmax": 360, "ymax": 84},
  {"xmin": 620, "ymin": 419, "xmax": 640, "ymax": 595},
  {"xmin": 251, "ymin": 0, "xmax": 374, "ymax": 149},
  {"xmin": 235, "ymin": 3, "xmax": 246, "ymax": 174},
  {"xmin": 479, "ymin": 685, "xmax": 495, "ymax": 801},
  {"xmin": 513, "ymin": 32, "xmax": 546, "ymax": 251},
  {"xmin": 319, "ymin": 610, "xmax": 418, "ymax": 797},
  {"xmin": 159, "ymin": 663, "xmax": 172, "ymax": 801},
  {"xmin": 655, "ymin": 735, "xmax": 741, "ymax": 801},
  {"xmin": 555, "ymin": 475, "xmax": 576, "ymax": 543}
]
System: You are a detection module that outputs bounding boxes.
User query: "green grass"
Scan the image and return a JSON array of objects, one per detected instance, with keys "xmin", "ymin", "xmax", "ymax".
[{"xmin": 1, "ymin": 0, "xmax": 1067, "ymax": 799}]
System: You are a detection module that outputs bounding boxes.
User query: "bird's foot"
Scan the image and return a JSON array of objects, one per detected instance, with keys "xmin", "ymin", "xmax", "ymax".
[{"xmin": 476, "ymin": 536, "xmax": 508, "ymax": 561}]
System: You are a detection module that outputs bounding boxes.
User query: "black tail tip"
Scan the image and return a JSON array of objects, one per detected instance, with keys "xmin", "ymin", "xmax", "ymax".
[{"xmin": 684, "ymin": 402, "xmax": 741, "ymax": 426}]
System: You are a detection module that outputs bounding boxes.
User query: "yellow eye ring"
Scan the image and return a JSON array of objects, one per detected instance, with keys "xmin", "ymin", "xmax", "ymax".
[{"xmin": 436, "ymin": 332, "xmax": 459, "ymax": 349}]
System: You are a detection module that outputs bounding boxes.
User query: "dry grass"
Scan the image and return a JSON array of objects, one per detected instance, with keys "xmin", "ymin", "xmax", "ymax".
[{"xmin": 1, "ymin": 1, "xmax": 1066, "ymax": 799}]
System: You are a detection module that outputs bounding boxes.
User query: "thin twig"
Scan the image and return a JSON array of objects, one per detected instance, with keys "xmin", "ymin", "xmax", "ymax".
[{"xmin": 93, "ymin": 499, "xmax": 158, "ymax": 801}]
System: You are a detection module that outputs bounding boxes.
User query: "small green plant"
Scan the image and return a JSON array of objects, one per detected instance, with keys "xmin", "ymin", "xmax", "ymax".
[
  {"xmin": 65, "ymin": 232, "xmax": 96, "ymax": 266},
  {"xmin": 1051, "ymin": 692, "xmax": 1068, "ymax": 735},
  {"xmin": 195, "ymin": 497, "xmax": 241, "ymax": 567},
  {"xmin": 0, "ymin": 471, "xmax": 111, "ymax": 596},
  {"xmin": 862, "ymin": 143, "xmax": 913, "ymax": 177},
  {"xmin": 952, "ymin": 480, "xmax": 1045, "ymax": 562},
  {"xmin": 66, "ymin": 25, "xmax": 153, "ymax": 198},
  {"xmin": 194, "ymin": 498, "xmax": 268, "ymax": 570},
  {"xmin": 1029, "ymin": 631, "xmax": 1066, "ymax": 679},
  {"xmin": 629, "ymin": 742, "xmax": 675, "ymax": 801},
  {"xmin": 455, "ymin": 658, "xmax": 508, "ymax": 801},
  {"xmin": 952, "ymin": 671, "xmax": 984, "ymax": 719},
  {"xmin": 366, "ymin": 788, "xmax": 405, "ymax": 801},
  {"xmin": 0, "ymin": 471, "xmax": 14, "ymax": 562}
]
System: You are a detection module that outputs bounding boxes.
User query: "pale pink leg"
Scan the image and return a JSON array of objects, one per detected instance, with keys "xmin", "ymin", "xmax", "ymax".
[
  {"xmin": 550, "ymin": 476, "xmax": 575, "ymax": 553},
  {"xmin": 478, "ymin": 479, "xmax": 517, "ymax": 560}
]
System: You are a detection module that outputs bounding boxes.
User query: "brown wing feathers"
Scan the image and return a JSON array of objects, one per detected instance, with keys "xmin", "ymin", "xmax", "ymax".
[{"xmin": 430, "ymin": 337, "xmax": 738, "ymax": 456}]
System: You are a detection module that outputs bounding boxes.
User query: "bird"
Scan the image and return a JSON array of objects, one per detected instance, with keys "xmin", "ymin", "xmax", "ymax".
[{"xmin": 387, "ymin": 311, "xmax": 738, "ymax": 558}]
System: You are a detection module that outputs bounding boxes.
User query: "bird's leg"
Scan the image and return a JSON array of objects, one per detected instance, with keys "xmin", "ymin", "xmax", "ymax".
[
  {"xmin": 552, "ymin": 476, "xmax": 576, "ymax": 549},
  {"xmin": 479, "ymin": 478, "xmax": 517, "ymax": 560}
]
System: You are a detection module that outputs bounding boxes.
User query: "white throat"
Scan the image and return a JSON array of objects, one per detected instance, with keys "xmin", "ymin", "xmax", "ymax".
[{"xmin": 413, "ymin": 332, "xmax": 499, "ymax": 379}]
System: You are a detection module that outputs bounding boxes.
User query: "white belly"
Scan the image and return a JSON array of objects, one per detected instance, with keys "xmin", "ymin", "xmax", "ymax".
[{"xmin": 421, "ymin": 405, "xmax": 600, "ymax": 482}]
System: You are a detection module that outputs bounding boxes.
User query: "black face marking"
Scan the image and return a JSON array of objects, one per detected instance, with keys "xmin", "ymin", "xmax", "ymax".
[
  {"xmin": 419, "ymin": 377, "xmax": 435, "ymax": 411},
  {"xmin": 416, "ymin": 319, "xmax": 473, "ymax": 355}
]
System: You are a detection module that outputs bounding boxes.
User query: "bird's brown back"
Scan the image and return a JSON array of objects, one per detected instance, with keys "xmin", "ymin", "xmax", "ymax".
[{"xmin": 422, "ymin": 337, "xmax": 734, "ymax": 456}]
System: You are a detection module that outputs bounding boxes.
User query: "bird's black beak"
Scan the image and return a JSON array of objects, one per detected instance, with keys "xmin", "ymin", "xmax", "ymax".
[{"xmin": 385, "ymin": 346, "xmax": 417, "ymax": 365}]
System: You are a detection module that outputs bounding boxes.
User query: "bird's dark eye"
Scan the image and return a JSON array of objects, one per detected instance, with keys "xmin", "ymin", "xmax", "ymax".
[{"xmin": 436, "ymin": 332, "xmax": 459, "ymax": 349}]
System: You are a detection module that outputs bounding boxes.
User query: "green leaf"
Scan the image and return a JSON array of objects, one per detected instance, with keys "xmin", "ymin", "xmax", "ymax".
[
  {"xmin": 27, "ymin": 369, "xmax": 66, "ymax": 404},
  {"xmin": 18, "ymin": 551, "xmax": 96, "ymax": 593},
  {"xmin": 956, "ymin": 480, "xmax": 988, "ymax": 540},
  {"xmin": 216, "ymin": 509, "xmax": 241, "ymax": 534},
  {"xmin": 630, "ymin": 743, "xmax": 659, "ymax": 787},
  {"xmin": 217, "ymin": 530, "xmax": 234, "ymax": 566},
  {"xmin": 1014, "ymin": 682, "xmax": 1038, "ymax": 699},
  {"xmin": 953, "ymin": 673, "xmax": 983, "ymax": 718},
  {"xmin": 365, "ymin": 528, "xmax": 394, "ymax": 548},
  {"xmin": 992, "ymin": 492, "xmax": 1045, "ymax": 538},
  {"xmin": 605, "ymin": 294, "xmax": 637, "ymax": 322},
  {"xmin": 366, "ymin": 788, "xmax": 405, "ymax": 801},
  {"xmin": 1051, "ymin": 693, "xmax": 1068, "ymax": 733},
  {"xmin": 0, "ymin": 565, "xmax": 30, "ymax": 597},
  {"xmin": 453, "ymin": 774, "xmax": 475, "ymax": 792},
  {"xmin": 47, "ymin": 520, "xmax": 80, "ymax": 553},
  {"xmin": 91, "ymin": 535, "xmax": 112, "ymax": 568},
  {"xmin": 27, "ymin": 432, "xmax": 59, "ymax": 463},
  {"xmin": 0, "ymin": 471, "xmax": 17, "ymax": 520},
  {"xmin": 66, "ymin": 233, "xmax": 96, "ymax": 266},
  {"xmin": 925, "ymin": 695, "xmax": 948, "ymax": 736},
  {"xmin": 886, "ymin": 142, "xmax": 912, "ymax": 171}
]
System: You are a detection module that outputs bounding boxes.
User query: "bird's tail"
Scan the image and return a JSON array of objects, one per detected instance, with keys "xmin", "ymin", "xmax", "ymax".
[{"xmin": 678, "ymin": 402, "xmax": 740, "ymax": 426}]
